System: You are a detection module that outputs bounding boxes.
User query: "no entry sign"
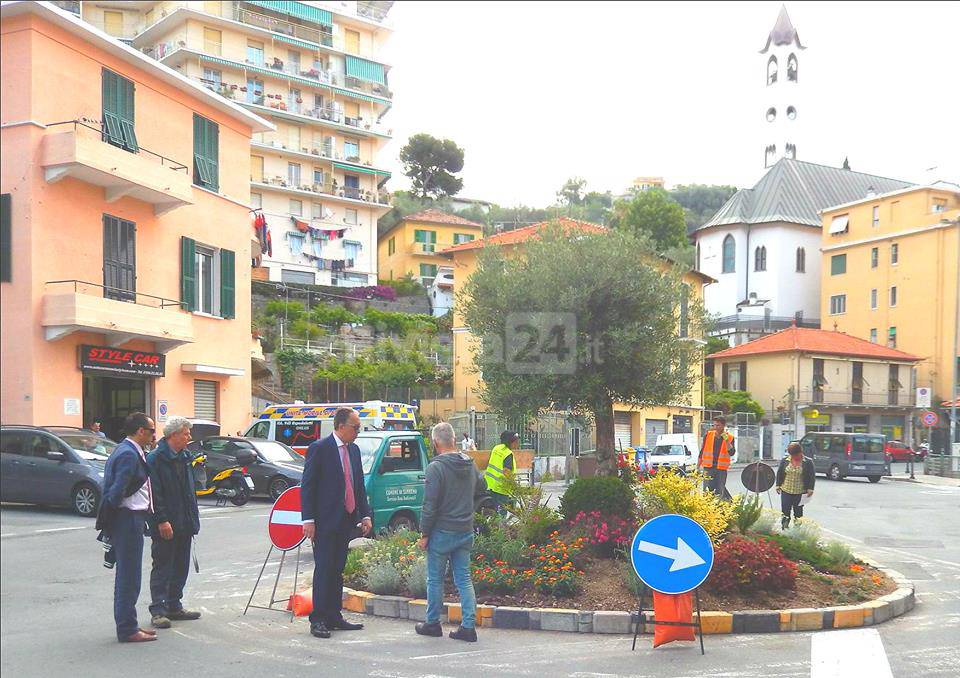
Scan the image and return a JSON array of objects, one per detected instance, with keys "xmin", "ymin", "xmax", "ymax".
[{"xmin": 269, "ymin": 486, "xmax": 305, "ymax": 551}]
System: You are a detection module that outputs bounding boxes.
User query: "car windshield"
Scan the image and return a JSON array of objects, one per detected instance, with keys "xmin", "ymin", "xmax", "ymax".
[
  {"xmin": 57, "ymin": 433, "xmax": 118, "ymax": 460},
  {"xmin": 251, "ymin": 441, "xmax": 301, "ymax": 463},
  {"xmin": 654, "ymin": 444, "xmax": 687, "ymax": 456},
  {"xmin": 355, "ymin": 437, "xmax": 382, "ymax": 474}
]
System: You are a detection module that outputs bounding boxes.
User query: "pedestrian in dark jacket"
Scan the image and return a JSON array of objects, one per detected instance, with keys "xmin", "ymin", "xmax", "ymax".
[
  {"xmin": 146, "ymin": 416, "xmax": 201, "ymax": 629},
  {"xmin": 415, "ymin": 422, "xmax": 486, "ymax": 643},
  {"xmin": 101, "ymin": 412, "xmax": 157, "ymax": 643},
  {"xmin": 776, "ymin": 442, "xmax": 816, "ymax": 529}
]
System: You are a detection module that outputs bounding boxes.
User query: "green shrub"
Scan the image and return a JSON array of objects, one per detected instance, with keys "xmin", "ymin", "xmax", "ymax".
[
  {"xmin": 637, "ymin": 471, "xmax": 732, "ymax": 540},
  {"xmin": 473, "ymin": 525, "xmax": 527, "ymax": 566},
  {"xmin": 823, "ymin": 539, "xmax": 854, "ymax": 567},
  {"xmin": 762, "ymin": 533, "xmax": 845, "ymax": 574},
  {"xmin": 782, "ymin": 518, "xmax": 821, "ymax": 546},
  {"xmin": 620, "ymin": 558, "xmax": 647, "ymax": 599},
  {"xmin": 365, "ymin": 561, "xmax": 402, "ymax": 594},
  {"xmin": 363, "ymin": 528, "xmax": 420, "ymax": 578},
  {"xmin": 378, "ymin": 275, "xmax": 425, "ymax": 297},
  {"xmin": 540, "ymin": 470, "xmax": 554, "ymax": 483},
  {"xmin": 264, "ymin": 300, "xmax": 306, "ymax": 322},
  {"xmin": 311, "ymin": 304, "xmax": 360, "ymax": 327},
  {"xmin": 751, "ymin": 508, "xmax": 780, "ymax": 535},
  {"xmin": 559, "ymin": 476, "xmax": 636, "ymax": 521},
  {"xmin": 730, "ymin": 493, "xmax": 763, "ymax": 534},
  {"xmin": 518, "ymin": 505, "xmax": 562, "ymax": 545},
  {"xmin": 343, "ymin": 547, "xmax": 365, "ymax": 588},
  {"xmin": 289, "ymin": 319, "xmax": 323, "ymax": 340},
  {"xmin": 405, "ymin": 556, "xmax": 428, "ymax": 598}
]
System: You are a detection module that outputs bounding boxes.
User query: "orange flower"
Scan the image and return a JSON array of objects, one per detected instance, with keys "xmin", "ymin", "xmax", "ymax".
[{"xmin": 849, "ymin": 564, "xmax": 865, "ymax": 573}]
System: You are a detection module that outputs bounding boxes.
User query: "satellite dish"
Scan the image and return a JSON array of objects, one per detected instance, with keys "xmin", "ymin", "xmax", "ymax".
[{"xmin": 741, "ymin": 462, "xmax": 775, "ymax": 493}]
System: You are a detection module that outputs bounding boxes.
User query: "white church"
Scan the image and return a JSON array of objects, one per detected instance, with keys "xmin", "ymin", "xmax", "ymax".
[{"xmin": 693, "ymin": 6, "xmax": 913, "ymax": 346}]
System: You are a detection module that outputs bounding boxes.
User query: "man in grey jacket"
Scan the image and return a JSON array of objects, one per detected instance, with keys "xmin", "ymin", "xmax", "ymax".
[{"xmin": 416, "ymin": 422, "xmax": 485, "ymax": 642}]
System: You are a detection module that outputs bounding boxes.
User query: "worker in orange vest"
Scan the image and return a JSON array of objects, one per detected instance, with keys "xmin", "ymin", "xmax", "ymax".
[{"xmin": 698, "ymin": 415, "xmax": 735, "ymax": 499}]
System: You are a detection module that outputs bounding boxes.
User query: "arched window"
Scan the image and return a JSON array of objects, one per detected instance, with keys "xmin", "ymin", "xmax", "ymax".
[
  {"xmin": 767, "ymin": 55, "xmax": 778, "ymax": 85},
  {"xmin": 786, "ymin": 143, "xmax": 797, "ymax": 159},
  {"xmin": 787, "ymin": 106, "xmax": 797, "ymax": 120},
  {"xmin": 722, "ymin": 235, "xmax": 736, "ymax": 273},
  {"xmin": 796, "ymin": 247, "xmax": 806, "ymax": 273},
  {"xmin": 787, "ymin": 53, "xmax": 798, "ymax": 82},
  {"xmin": 765, "ymin": 144, "xmax": 777, "ymax": 167},
  {"xmin": 754, "ymin": 246, "xmax": 767, "ymax": 271},
  {"xmin": 766, "ymin": 107, "xmax": 777, "ymax": 122}
]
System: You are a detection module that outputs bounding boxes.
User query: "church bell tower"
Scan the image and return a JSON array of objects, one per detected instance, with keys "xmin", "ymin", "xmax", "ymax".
[{"xmin": 760, "ymin": 5, "xmax": 804, "ymax": 167}]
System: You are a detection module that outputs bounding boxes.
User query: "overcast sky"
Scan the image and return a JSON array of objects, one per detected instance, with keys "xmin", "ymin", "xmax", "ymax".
[{"xmin": 378, "ymin": 1, "xmax": 960, "ymax": 206}]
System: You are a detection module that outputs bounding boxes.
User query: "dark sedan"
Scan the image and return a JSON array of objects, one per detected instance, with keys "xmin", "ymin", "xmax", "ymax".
[{"xmin": 198, "ymin": 437, "xmax": 303, "ymax": 500}]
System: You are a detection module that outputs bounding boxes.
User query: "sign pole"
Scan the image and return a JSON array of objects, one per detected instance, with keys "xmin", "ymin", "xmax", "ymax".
[{"xmin": 244, "ymin": 545, "xmax": 274, "ymax": 616}]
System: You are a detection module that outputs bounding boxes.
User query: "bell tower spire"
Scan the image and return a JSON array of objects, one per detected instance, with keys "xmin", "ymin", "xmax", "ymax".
[{"xmin": 760, "ymin": 5, "xmax": 805, "ymax": 168}]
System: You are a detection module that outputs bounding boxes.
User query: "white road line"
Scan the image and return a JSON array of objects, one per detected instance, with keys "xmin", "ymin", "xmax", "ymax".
[
  {"xmin": 811, "ymin": 628, "xmax": 892, "ymax": 678},
  {"xmin": 410, "ymin": 649, "xmax": 488, "ymax": 660},
  {"xmin": 34, "ymin": 526, "xmax": 87, "ymax": 534},
  {"xmin": 821, "ymin": 527, "xmax": 960, "ymax": 572}
]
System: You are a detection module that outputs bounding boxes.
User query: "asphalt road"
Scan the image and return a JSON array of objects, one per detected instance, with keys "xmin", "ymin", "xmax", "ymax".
[{"xmin": 2, "ymin": 470, "xmax": 958, "ymax": 678}]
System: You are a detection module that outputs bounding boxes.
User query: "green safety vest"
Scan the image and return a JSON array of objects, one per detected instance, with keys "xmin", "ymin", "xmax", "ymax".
[{"xmin": 484, "ymin": 444, "xmax": 514, "ymax": 495}]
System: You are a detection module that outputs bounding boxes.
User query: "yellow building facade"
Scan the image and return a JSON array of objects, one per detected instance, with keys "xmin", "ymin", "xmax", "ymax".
[
  {"xmin": 820, "ymin": 184, "xmax": 959, "ymax": 403},
  {"xmin": 441, "ymin": 219, "xmax": 712, "ymax": 449},
  {"xmin": 377, "ymin": 209, "xmax": 483, "ymax": 286}
]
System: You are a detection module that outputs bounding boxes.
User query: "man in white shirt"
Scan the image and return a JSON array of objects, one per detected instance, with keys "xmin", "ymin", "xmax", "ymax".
[{"xmin": 460, "ymin": 433, "xmax": 477, "ymax": 452}]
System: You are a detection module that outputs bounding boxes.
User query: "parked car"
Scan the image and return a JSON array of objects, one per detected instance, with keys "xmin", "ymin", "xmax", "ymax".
[
  {"xmin": 797, "ymin": 432, "xmax": 890, "ymax": 482},
  {"xmin": 649, "ymin": 433, "xmax": 699, "ymax": 474},
  {"xmin": 884, "ymin": 440, "xmax": 924, "ymax": 462},
  {"xmin": 198, "ymin": 437, "xmax": 304, "ymax": 500},
  {"xmin": 188, "ymin": 419, "xmax": 221, "ymax": 443},
  {"xmin": 0, "ymin": 425, "xmax": 117, "ymax": 516}
]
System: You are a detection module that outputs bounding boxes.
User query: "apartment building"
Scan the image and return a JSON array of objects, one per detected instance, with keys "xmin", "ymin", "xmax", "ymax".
[
  {"xmin": 64, "ymin": 0, "xmax": 394, "ymax": 287},
  {"xmin": 1, "ymin": 1, "xmax": 272, "ymax": 438},
  {"xmin": 820, "ymin": 183, "xmax": 960, "ymax": 406},
  {"xmin": 377, "ymin": 209, "xmax": 484, "ymax": 287}
]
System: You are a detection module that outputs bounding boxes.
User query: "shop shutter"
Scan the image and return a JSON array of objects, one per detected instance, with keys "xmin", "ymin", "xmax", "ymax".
[
  {"xmin": 645, "ymin": 419, "xmax": 668, "ymax": 448},
  {"xmin": 103, "ymin": 214, "xmax": 136, "ymax": 301},
  {"xmin": 194, "ymin": 379, "xmax": 218, "ymax": 421},
  {"xmin": 180, "ymin": 236, "xmax": 196, "ymax": 311},
  {"xmin": 219, "ymin": 248, "xmax": 235, "ymax": 319},
  {"xmin": 614, "ymin": 413, "xmax": 632, "ymax": 451}
]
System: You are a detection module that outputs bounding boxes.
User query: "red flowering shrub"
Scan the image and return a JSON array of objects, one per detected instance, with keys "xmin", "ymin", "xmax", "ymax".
[
  {"xmin": 706, "ymin": 537, "xmax": 798, "ymax": 593},
  {"xmin": 567, "ymin": 510, "xmax": 637, "ymax": 557},
  {"xmin": 346, "ymin": 285, "xmax": 397, "ymax": 301}
]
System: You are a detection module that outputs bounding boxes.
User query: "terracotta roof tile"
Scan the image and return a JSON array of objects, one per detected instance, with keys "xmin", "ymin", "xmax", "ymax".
[
  {"xmin": 403, "ymin": 209, "xmax": 484, "ymax": 228},
  {"xmin": 441, "ymin": 217, "xmax": 606, "ymax": 254},
  {"xmin": 710, "ymin": 326, "xmax": 920, "ymax": 362}
]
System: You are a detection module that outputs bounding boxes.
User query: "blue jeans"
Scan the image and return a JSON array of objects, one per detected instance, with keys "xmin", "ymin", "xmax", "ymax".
[
  {"xmin": 113, "ymin": 509, "xmax": 147, "ymax": 639},
  {"xmin": 426, "ymin": 530, "xmax": 476, "ymax": 629}
]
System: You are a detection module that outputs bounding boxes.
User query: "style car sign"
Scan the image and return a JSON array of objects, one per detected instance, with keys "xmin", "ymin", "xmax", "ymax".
[{"xmin": 79, "ymin": 345, "xmax": 166, "ymax": 377}]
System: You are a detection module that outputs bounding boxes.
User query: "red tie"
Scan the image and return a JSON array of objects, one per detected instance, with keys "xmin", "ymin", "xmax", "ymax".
[{"xmin": 340, "ymin": 445, "xmax": 356, "ymax": 514}]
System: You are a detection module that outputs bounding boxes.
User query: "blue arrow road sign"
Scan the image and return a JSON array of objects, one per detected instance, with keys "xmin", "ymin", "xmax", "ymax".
[{"xmin": 630, "ymin": 514, "xmax": 714, "ymax": 594}]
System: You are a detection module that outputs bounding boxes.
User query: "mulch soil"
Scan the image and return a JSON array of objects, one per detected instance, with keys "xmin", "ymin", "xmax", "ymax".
[{"xmin": 445, "ymin": 555, "xmax": 897, "ymax": 612}]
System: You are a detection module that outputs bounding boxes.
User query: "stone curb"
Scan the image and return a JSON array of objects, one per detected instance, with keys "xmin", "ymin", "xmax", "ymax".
[{"xmin": 341, "ymin": 561, "xmax": 914, "ymax": 635}]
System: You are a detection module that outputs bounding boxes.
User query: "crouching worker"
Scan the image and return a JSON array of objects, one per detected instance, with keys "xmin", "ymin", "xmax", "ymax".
[{"xmin": 416, "ymin": 422, "xmax": 486, "ymax": 642}]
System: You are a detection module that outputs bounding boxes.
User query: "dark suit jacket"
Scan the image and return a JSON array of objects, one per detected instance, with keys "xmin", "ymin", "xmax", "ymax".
[
  {"xmin": 97, "ymin": 439, "xmax": 150, "ymax": 534},
  {"xmin": 301, "ymin": 434, "xmax": 371, "ymax": 531}
]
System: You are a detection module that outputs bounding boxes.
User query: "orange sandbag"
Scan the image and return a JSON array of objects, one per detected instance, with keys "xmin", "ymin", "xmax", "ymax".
[
  {"xmin": 652, "ymin": 591, "xmax": 696, "ymax": 648},
  {"xmin": 288, "ymin": 587, "xmax": 313, "ymax": 617}
]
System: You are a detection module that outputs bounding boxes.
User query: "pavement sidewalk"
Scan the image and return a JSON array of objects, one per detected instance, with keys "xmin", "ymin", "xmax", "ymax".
[{"xmin": 886, "ymin": 472, "xmax": 960, "ymax": 487}]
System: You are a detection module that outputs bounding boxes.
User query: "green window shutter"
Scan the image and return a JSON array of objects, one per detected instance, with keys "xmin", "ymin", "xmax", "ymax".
[
  {"xmin": 193, "ymin": 114, "xmax": 220, "ymax": 191},
  {"xmin": 831, "ymin": 254, "xmax": 846, "ymax": 275},
  {"xmin": 102, "ymin": 69, "xmax": 137, "ymax": 151},
  {"xmin": 1, "ymin": 194, "xmax": 11, "ymax": 282},
  {"xmin": 180, "ymin": 236, "xmax": 196, "ymax": 311},
  {"xmin": 220, "ymin": 248, "xmax": 235, "ymax": 319}
]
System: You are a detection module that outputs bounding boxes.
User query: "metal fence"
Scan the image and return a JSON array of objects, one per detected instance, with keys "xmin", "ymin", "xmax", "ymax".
[
  {"xmin": 700, "ymin": 410, "xmax": 761, "ymax": 462},
  {"xmin": 446, "ymin": 411, "xmax": 595, "ymax": 456}
]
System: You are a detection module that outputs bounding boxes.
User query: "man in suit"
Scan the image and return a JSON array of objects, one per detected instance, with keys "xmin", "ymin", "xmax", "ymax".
[
  {"xmin": 101, "ymin": 412, "xmax": 157, "ymax": 643},
  {"xmin": 301, "ymin": 408, "xmax": 372, "ymax": 639}
]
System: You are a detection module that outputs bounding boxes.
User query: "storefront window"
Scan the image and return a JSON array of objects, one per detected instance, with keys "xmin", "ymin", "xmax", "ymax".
[{"xmin": 881, "ymin": 415, "xmax": 904, "ymax": 441}]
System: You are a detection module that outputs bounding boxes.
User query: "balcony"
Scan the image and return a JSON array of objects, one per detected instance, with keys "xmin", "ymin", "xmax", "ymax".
[
  {"xmin": 408, "ymin": 242, "xmax": 441, "ymax": 255},
  {"xmin": 42, "ymin": 280, "xmax": 194, "ymax": 352},
  {"xmin": 795, "ymin": 389, "xmax": 915, "ymax": 409},
  {"xmin": 710, "ymin": 313, "xmax": 820, "ymax": 336},
  {"xmin": 40, "ymin": 120, "xmax": 193, "ymax": 215},
  {"xmin": 254, "ymin": 175, "xmax": 390, "ymax": 206}
]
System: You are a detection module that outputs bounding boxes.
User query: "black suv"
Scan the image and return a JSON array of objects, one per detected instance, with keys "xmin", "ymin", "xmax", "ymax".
[{"xmin": 0, "ymin": 426, "xmax": 118, "ymax": 516}]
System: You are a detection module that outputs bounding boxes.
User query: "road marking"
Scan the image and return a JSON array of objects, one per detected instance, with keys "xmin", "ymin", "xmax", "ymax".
[
  {"xmin": 821, "ymin": 527, "xmax": 960, "ymax": 572},
  {"xmin": 811, "ymin": 629, "xmax": 892, "ymax": 678},
  {"xmin": 34, "ymin": 526, "xmax": 87, "ymax": 534},
  {"xmin": 410, "ymin": 649, "xmax": 488, "ymax": 660},
  {"xmin": 0, "ymin": 533, "xmax": 18, "ymax": 538}
]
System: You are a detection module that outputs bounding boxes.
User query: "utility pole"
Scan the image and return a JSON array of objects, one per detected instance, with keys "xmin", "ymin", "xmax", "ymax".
[{"xmin": 947, "ymin": 217, "xmax": 960, "ymax": 451}]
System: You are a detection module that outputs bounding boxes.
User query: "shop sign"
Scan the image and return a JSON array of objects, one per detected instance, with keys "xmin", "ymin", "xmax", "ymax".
[{"xmin": 79, "ymin": 345, "xmax": 166, "ymax": 377}]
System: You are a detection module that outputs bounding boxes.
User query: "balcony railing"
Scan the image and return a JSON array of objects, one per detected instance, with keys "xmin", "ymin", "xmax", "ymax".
[
  {"xmin": 45, "ymin": 280, "xmax": 184, "ymax": 309},
  {"xmin": 343, "ymin": 75, "xmax": 392, "ymax": 99},
  {"xmin": 47, "ymin": 119, "xmax": 189, "ymax": 174},
  {"xmin": 795, "ymin": 389, "xmax": 915, "ymax": 408},
  {"xmin": 710, "ymin": 313, "xmax": 820, "ymax": 335},
  {"xmin": 255, "ymin": 175, "xmax": 389, "ymax": 205}
]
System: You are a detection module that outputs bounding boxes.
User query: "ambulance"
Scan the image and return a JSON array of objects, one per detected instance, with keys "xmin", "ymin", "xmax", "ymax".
[{"xmin": 244, "ymin": 401, "xmax": 419, "ymax": 455}]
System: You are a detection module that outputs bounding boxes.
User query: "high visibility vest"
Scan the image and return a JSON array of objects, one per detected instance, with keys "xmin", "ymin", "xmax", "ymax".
[
  {"xmin": 484, "ymin": 444, "xmax": 514, "ymax": 495},
  {"xmin": 700, "ymin": 430, "xmax": 733, "ymax": 470}
]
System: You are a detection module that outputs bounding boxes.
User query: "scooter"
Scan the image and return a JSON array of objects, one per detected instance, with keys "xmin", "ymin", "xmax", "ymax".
[{"xmin": 191, "ymin": 450, "xmax": 256, "ymax": 506}]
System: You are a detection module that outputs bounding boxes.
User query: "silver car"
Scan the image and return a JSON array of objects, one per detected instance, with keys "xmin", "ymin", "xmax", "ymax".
[{"xmin": 0, "ymin": 426, "xmax": 117, "ymax": 516}]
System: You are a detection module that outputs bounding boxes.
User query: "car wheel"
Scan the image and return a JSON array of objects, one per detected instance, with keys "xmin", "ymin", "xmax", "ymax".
[
  {"xmin": 868, "ymin": 476, "xmax": 882, "ymax": 483},
  {"xmin": 828, "ymin": 464, "xmax": 843, "ymax": 481},
  {"xmin": 388, "ymin": 512, "xmax": 417, "ymax": 532},
  {"xmin": 269, "ymin": 476, "xmax": 291, "ymax": 501},
  {"xmin": 73, "ymin": 483, "xmax": 100, "ymax": 517}
]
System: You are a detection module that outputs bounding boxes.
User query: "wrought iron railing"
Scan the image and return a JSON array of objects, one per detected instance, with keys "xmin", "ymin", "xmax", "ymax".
[
  {"xmin": 795, "ymin": 388, "xmax": 914, "ymax": 407},
  {"xmin": 45, "ymin": 280, "xmax": 184, "ymax": 309},
  {"xmin": 45, "ymin": 119, "xmax": 189, "ymax": 173}
]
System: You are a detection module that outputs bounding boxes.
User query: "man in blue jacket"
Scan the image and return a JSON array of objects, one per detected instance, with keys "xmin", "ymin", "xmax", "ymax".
[
  {"xmin": 301, "ymin": 408, "xmax": 372, "ymax": 639},
  {"xmin": 146, "ymin": 416, "xmax": 201, "ymax": 629},
  {"xmin": 101, "ymin": 412, "xmax": 157, "ymax": 643}
]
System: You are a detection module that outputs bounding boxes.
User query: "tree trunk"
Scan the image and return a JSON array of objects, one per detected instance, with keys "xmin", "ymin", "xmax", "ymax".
[{"xmin": 594, "ymin": 399, "xmax": 616, "ymax": 476}]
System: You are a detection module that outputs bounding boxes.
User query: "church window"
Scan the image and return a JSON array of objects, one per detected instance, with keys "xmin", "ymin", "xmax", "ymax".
[
  {"xmin": 796, "ymin": 247, "xmax": 805, "ymax": 273},
  {"xmin": 766, "ymin": 107, "xmax": 777, "ymax": 122},
  {"xmin": 787, "ymin": 106, "xmax": 797, "ymax": 120},
  {"xmin": 787, "ymin": 53, "xmax": 798, "ymax": 82},
  {"xmin": 786, "ymin": 143, "xmax": 797, "ymax": 159},
  {"xmin": 767, "ymin": 55, "xmax": 778, "ymax": 85},
  {"xmin": 754, "ymin": 246, "xmax": 767, "ymax": 272},
  {"xmin": 722, "ymin": 235, "xmax": 736, "ymax": 273},
  {"xmin": 765, "ymin": 144, "xmax": 777, "ymax": 167}
]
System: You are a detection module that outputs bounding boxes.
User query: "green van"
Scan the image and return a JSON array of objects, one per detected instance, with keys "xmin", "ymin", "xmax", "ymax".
[{"xmin": 354, "ymin": 431, "xmax": 432, "ymax": 532}]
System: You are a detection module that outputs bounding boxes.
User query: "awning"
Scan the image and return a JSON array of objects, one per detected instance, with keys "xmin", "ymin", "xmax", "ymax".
[
  {"xmin": 273, "ymin": 34, "xmax": 318, "ymax": 51},
  {"xmin": 333, "ymin": 161, "xmax": 390, "ymax": 177},
  {"xmin": 828, "ymin": 214, "xmax": 849, "ymax": 234},
  {"xmin": 181, "ymin": 363, "xmax": 245, "ymax": 377},
  {"xmin": 345, "ymin": 55, "xmax": 386, "ymax": 85},
  {"xmin": 247, "ymin": 1, "xmax": 332, "ymax": 26}
]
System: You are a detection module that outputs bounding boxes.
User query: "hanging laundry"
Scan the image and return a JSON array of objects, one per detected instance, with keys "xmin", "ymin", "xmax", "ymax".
[
  {"xmin": 312, "ymin": 240, "xmax": 323, "ymax": 258},
  {"xmin": 290, "ymin": 216, "xmax": 309, "ymax": 233},
  {"xmin": 287, "ymin": 232, "xmax": 305, "ymax": 256},
  {"xmin": 330, "ymin": 259, "xmax": 345, "ymax": 272}
]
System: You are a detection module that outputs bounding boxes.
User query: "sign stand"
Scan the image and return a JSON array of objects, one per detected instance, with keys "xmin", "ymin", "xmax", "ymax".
[
  {"xmin": 631, "ymin": 585, "xmax": 705, "ymax": 655},
  {"xmin": 243, "ymin": 544, "xmax": 305, "ymax": 621}
]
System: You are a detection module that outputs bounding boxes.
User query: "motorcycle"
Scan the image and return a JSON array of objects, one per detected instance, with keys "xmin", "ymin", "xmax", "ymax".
[{"xmin": 191, "ymin": 449, "xmax": 256, "ymax": 506}]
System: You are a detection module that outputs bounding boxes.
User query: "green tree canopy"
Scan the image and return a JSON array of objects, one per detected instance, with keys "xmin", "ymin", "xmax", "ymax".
[
  {"xmin": 668, "ymin": 184, "xmax": 738, "ymax": 232},
  {"xmin": 399, "ymin": 133, "xmax": 465, "ymax": 200},
  {"xmin": 609, "ymin": 188, "xmax": 687, "ymax": 252},
  {"xmin": 557, "ymin": 177, "xmax": 587, "ymax": 205},
  {"xmin": 704, "ymin": 389, "xmax": 764, "ymax": 419},
  {"xmin": 461, "ymin": 223, "xmax": 705, "ymax": 474}
]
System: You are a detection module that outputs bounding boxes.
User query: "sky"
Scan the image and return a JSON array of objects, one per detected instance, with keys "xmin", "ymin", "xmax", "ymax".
[{"xmin": 377, "ymin": 1, "xmax": 960, "ymax": 206}]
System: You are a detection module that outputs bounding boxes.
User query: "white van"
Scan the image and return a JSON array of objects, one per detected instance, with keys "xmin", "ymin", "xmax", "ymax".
[
  {"xmin": 649, "ymin": 433, "xmax": 700, "ymax": 474},
  {"xmin": 244, "ymin": 401, "xmax": 418, "ymax": 455}
]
